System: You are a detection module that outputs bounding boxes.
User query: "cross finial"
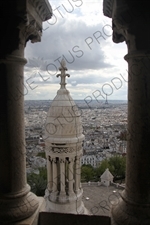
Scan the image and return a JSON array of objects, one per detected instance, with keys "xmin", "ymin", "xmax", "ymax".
[{"xmin": 56, "ymin": 59, "xmax": 70, "ymax": 89}]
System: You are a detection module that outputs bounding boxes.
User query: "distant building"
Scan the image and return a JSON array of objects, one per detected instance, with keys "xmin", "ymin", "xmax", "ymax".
[
  {"xmin": 81, "ymin": 155, "xmax": 102, "ymax": 168},
  {"xmin": 100, "ymin": 168, "xmax": 114, "ymax": 187},
  {"xmin": 25, "ymin": 135, "xmax": 40, "ymax": 144}
]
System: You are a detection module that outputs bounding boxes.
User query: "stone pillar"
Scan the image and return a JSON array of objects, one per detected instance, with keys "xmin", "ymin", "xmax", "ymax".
[
  {"xmin": 68, "ymin": 158, "xmax": 75, "ymax": 195},
  {"xmin": 0, "ymin": 1, "xmax": 52, "ymax": 223},
  {"xmin": 59, "ymin": 158, "xmax": 66, "ymax": 197},
  {"xmin": 75, "ymin": 156, "xmax": 81, "ymax": 193},
  {"xmin": 111, "ymin": 52, "xmax": 150, "ymax": 225},
  {"xmin": 0, "ymin": 53, "xmax": 39, "ymax": 222},
  {"xmin": 0, "ymin": 17, "xmax": 42, "ymax": 220},
  {"xmin": 47, "ymin": 156, "xmax": 53, "ymax": 192},
  {"xmin": 103, "ymin": 1, "xmax": 150, "ymax": 224},
  {"xmin": 52, "ymin": 158, "xmax": 58, "ymax": 193}
]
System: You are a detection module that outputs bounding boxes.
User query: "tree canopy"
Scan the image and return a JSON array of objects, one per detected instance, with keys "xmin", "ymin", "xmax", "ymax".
[
  {"xmin": 27, "ymin": 167, "xmax": 47, "ymax": 196},
  {"xmin": 81, "ymin": 155, "xmax": 126, "ymax": 182},
  {"xmin": 96, "ymin": 155, "xmax": 126, "ymax": 181},
  {"xmin": 81, "ymin": 164, "xmax": 95, "ymax": 182}
]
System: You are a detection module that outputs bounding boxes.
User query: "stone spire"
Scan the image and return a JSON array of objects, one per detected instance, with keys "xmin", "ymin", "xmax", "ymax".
[{"xmin": 44, "ymin": 60, "xmax": 86, "ymax": 214}]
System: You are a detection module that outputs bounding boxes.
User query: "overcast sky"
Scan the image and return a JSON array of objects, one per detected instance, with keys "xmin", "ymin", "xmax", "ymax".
[{"xmin": 24, "ymin": 0, "xmax": 128, "ymax": 101}]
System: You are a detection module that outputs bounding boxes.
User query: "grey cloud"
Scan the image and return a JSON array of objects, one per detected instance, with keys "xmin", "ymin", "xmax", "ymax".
[{"xmin": 25, "ymin": 19, "xmax": 114, "ymax": 72}]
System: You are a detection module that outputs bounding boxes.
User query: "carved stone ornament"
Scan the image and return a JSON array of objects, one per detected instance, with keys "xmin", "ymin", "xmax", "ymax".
[
  {"xmin": 21, "ymin": 19, "xmax": 42, "ymax": 43},
  {"xmin": 21, "ymin": 0, "xmax": 52, "ymax": 44},
  {"xmin": 46, "ymin": 145, "xmax": 82, "ymax": 154},
  {"xmin": 59, "ymin": 158, "xmax": 65, "ymax": 163},
  {"xmin": 68, "ymin": 158, "xmax": 74, "ymax": 163},
  {"xmin": 52, "ymin": 147, "xmax": 76, "ymax": 154},
  {"xmin": 103, "ymin": 0, "xmax": 150, "ymax": 51},
  {"xmin": 56, "ymin": 59, "xmax": 70, "ymax": 89},
  {"xmin": 28, "ymin": 0, "xmax": 52, "ymax": 37},
  {"xmin": 28, "ymin": 0, "xmax": 52, "ymax": 22},
  {"xmin": 52, "ymin": 158, "xmax": 57, "ymax": 163}
]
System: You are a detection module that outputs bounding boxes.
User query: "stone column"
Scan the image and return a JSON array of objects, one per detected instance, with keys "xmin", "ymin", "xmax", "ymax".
[
  {"xmin": 68, "ymin": 158, "xmax": 75, "ymax": 196},
  {"xmin": 52, "ymin": 158, "xmax": 58, "ymax": 193},
  {"xmin": 60, "ymin": 158, "xmax": 65, "ymax": 193},
  {"xmin": 59, "ymin": 158, "xmax": 66, "ymax": 199},
  {"xmin": 0, "ymin": 46, "xmax": 39, "ymax": 223},
  {"xmin": 47, "ymin": 156, "xmax": 53, "ymax": 192},
  {"xmin": 112, "ymin": 52, "xmax": 150, "ymax": 225},
  {"xmin": 75, "ymin": 156, "xmax": 81, "ymax": 193},
  {"xmin": 0, "ymin": 1, "xmax": 52, "ymax": 223},
  {"xmin": 0, "ymin": 13, "xmax": 45, "ymax": 220},
  {"xmin": 103, "ymin": 1, "xmax": 150, "ymax": 224}
]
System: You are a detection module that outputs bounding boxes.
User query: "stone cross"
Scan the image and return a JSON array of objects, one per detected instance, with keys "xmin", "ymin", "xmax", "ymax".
[{"xmin": 56, "ymin": 59, "xmax": 70, "ymax": 89}]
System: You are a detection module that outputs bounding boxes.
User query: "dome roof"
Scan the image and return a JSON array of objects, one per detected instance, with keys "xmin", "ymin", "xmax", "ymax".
[{"xmin": 44, "ymin": 60, "xmax": 84, "ymax": 144}]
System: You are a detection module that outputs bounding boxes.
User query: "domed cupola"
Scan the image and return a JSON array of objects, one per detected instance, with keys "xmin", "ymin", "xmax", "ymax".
[{"xmin": 44, "ymin": 59, "xmax": 85, "ymax": 214}]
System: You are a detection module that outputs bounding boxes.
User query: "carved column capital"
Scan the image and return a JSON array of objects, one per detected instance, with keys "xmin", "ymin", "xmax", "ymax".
[
  {"xmin": 20, "ymin": 20, "xmax": 42, "ymax": 44},
  {"xmin": 75, "ymin": 155, "xmax": 80, "ymax": 161},
  {"xmin": 0, "ymin": 0, "xmax": 52, "ymax": 58},
  {"xmin": 21, "ymin": 0, "xmax": 52, "ymax": 45},
  {"xmin": 52, "ymin": 158, "xmax": 57, "ymax": 163},
  {"xmin": 69, "ymin": 158, "xmax": 74, "ymax": 163},
  {"xmin": 60, "ymin": 158, "xmax": 65, "ymax": 163},
  {"xmin": 48, "ymin": 156, "xmax": 51, "ymax": 162},
  {"xmin": 103, "ymin": 0, "xmax": 150, "ymax": 52}
]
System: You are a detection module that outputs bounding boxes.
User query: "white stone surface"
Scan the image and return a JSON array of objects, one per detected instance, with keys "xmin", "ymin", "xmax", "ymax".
[
  {"xmin": 44, "ymin": 60, "xmax": 86, "ymax": 214},
  {"xmin": 101, "ymin": 168, "xmax": 114, "ymax": 187}
]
